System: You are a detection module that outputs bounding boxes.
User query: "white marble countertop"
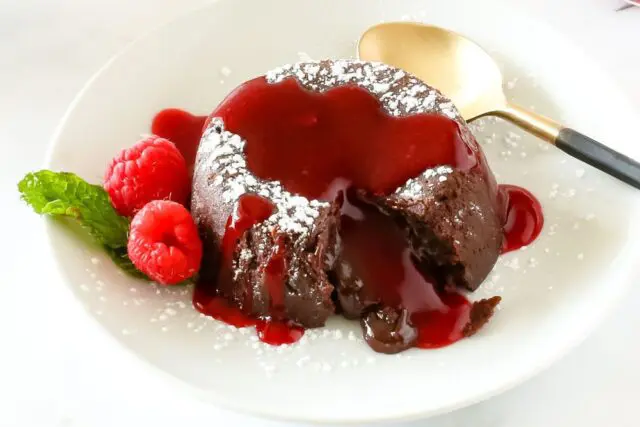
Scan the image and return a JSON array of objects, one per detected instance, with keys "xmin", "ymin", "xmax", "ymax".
[{"xmin": 0, "ymin": 0, "xmax": 638, "ymax": 426}]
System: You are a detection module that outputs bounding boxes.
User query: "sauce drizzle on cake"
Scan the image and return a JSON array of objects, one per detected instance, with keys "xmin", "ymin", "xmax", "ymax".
[{"xmin": 153, "ymin": 60, "xmax": 543, "ymax": 351}]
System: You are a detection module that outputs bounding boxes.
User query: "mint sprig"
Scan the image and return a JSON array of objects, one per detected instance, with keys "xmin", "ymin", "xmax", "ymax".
[
  {"xmin": 18, "ymin": 170, "xmax": 146, "ymax": 278},
  {"xmin": 19, "ymin": 171, "xmax": 129, "ymax": 248}
]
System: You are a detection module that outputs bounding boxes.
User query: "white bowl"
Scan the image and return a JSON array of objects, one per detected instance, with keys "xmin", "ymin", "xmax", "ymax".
[{"xmin": 45, "ymin": 0, "xmax": 640, "ymax": 423}]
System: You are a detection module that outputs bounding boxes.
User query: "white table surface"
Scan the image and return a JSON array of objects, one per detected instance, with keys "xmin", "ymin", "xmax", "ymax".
[{"xmin": 1, "ymin": 1, "xmax": 638, "ymax": 426}]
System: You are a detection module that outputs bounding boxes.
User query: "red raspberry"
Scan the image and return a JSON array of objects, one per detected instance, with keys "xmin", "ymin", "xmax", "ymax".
[
  {"xmin": 104, "ymin": 135, "xmax": 190, "ymax": 217},
  {"xmin": 127, "ymin": 200, "xmax": 202, "ymax": 285}
]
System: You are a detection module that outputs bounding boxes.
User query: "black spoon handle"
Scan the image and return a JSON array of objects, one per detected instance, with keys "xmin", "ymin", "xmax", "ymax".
[
  {"xmin": 494, "ymin": 104, "xmax": 640, "ymax": 190},
  {"xmin": 556, "ymin": 128, "xmax": 640, "ymax": 190}
]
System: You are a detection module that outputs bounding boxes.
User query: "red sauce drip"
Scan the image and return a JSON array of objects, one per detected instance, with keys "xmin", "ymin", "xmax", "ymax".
[
  {"xmin": 256, "ymin": 319, "xmax": 305, "ymax": 345},
  {"xmin": 193, "ymin": 289, "xmax": 255, "ymax": 328},
  {"xmin": 192, "ymin": 292, "xmax": 304, "ymax": 345},
  {"xmin": 412, "ymin": 293, "xmax": 471, "ymax": 348},
  {"xmin": 151, "ymin": 108, "xmax": 207, "ymax": 172},
  {"xmin": 263, "ymin": 236, "xmax": 287, "ymax": 320},
  {"xmin": 340, "ymin": 190, "xmax": 472, "ymax": 350},
  {"xmin": 220, "ymin": 194, "xmax": 275, "ymax": 261},
  {"xmin": 214, "ymin": 77, "xmax": 479, "ymax": 199},
  {"xmin": 193, "ymin": 194, "xmax": 304, "ymax": 345},
  {"xmin": 217, "ymin": 194, "xmax": 274, "ymax": 329},
  {"xmin": 500, "ymin": 184, "xmax": 544, "ymax": 253}
]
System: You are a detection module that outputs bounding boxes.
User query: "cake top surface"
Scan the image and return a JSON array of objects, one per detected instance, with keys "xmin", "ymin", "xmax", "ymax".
[
  {"xmin": 194, "ymin": 59, "xmax": 479, "ymax": 246},
  {"xmin": 265, "ymin": 60, "xmax": 460, "ymax": 120}
]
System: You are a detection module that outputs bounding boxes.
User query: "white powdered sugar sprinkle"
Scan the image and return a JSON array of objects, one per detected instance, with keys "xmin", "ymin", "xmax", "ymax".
[
  {"xmin": 395, "ymin": 166, "xmax": 454, "ymax": 198},
  {"xmin": 197, "ymin": 118, "xmax": 325, "ymax": 238},
  {"xmin": 266, "ymin": 60, "xmax": 461, "ymax": 119}
]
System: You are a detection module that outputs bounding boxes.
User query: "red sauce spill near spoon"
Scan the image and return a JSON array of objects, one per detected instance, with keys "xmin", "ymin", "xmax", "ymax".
[{"xmin": 500, "ymin": 184, "xmax": 544, "ymax": 253}]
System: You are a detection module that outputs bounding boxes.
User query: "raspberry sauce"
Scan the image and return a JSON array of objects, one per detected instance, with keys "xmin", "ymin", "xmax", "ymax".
[
  {"xmin": 216, "ymin": 78, "xmax": 480, "ymax": 199},
  {"xmin": 192, "ymin": 292, "xmax": 304, "ymax": 345},
  {"xmin": 263, "ymin": 235, "xmax": 288, "ymax": 320},
  {"xmin": 501, "ymin": 185, "xmax": 544, "ymax": 253},
  {"xmin": 220, "ymin": 194, "xmax": 275, "ymax": 262},
  {"xmin": 192, "ymin": 290, "xmax": 255, "ymax": 328},
  {"xmin": 151, "ymin": 108, "xmax": 207, "ymax": 174},
  {"xmin": 193, "ymin": 194, "xmax": 304, "ymax": 346},
  {"xmin": 156, "ymin": 76, "xmax": 543, "ymax": 350},
  {"xmin": 340, "ymin": 189, "xmax": 473, "ymax": 352}
]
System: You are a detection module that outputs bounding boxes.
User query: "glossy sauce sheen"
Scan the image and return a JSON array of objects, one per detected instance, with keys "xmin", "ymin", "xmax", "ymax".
[
  {"xmin": 152, "ymin": 77, "xmax": 543, "ymax": 349},
  {"xmin": 151, "ymin": 108, "xmax": 207, "ymax": 174},
  {"xmin": 340, "ymin": 190, "xmax": 472, "ymax": 350},
  {"xmin": 192, "ymin": 292, "xmax": 305, "ymax": 345},
  {"xmin": 501, "ymin": 185, "xmax": 544, "ymax": 253},
  {"xmin": 216, "ymin": 78, "xmax": 480, "ymax": 199}
]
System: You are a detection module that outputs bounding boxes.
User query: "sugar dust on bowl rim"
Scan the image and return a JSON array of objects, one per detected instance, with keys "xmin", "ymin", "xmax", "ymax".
[{"xmin": 40, "ymin": 0, "xmax": 640, "ymax": 423}]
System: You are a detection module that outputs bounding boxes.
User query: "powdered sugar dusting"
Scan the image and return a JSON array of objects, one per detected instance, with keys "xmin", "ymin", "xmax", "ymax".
[
  {"xmin": 197, "ymin": 119, "xmax": 325, "ymax": 237},
  {"xmin": 395, "ymin": 166, "xmax": 454, "ymax": 198},
  {"xmin": 266, "ymin": 60, "xmax": 461, "ymax": 120}
]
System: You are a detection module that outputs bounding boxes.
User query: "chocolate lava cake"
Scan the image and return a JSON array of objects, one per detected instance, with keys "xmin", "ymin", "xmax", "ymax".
[{"xmin": 191, "ymin": 60, "xmax": 505, "ymax": 353}]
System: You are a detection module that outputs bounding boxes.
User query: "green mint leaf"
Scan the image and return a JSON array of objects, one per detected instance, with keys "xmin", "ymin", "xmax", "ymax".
[
  {"xmin": 17, "ymin": 170, "xmax": 198, "ymax": 284},
  {"xmin": 18, "ymin": 170, "xmax": 150, "ymax": 280},
  {"xmin": 18, "ymin": 170, "xmax": 129, "ymax": 249}
]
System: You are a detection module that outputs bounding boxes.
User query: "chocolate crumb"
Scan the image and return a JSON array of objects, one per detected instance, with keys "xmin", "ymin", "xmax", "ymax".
[{"xmin": 463, "ymin": 296, "xmax": 502, "ymax": 337}]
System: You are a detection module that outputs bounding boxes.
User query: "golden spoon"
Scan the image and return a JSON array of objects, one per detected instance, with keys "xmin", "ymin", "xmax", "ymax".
[{"xmin": 358, "ymin": 22, "xmax": 640, "ymax": 189}]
